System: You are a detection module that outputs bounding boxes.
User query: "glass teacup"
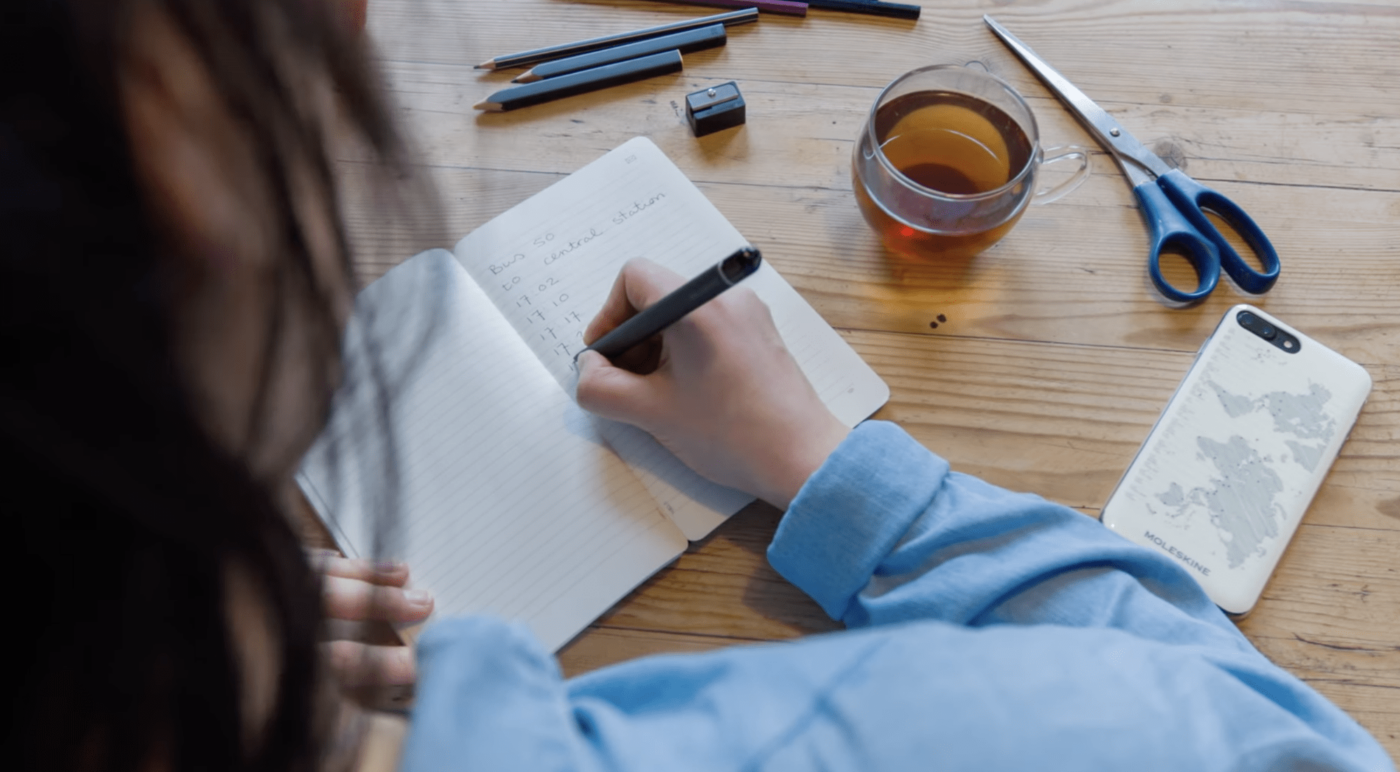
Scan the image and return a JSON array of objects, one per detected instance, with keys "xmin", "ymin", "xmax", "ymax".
[{"xmin": 852, "ymin": 65, "xmax": 1089, "ymax": 261}]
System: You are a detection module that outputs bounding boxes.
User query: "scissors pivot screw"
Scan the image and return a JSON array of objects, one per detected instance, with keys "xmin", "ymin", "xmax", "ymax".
[{"xmin": 1110, "ymin": 128, "xmax": 1121, "ymax": 137}]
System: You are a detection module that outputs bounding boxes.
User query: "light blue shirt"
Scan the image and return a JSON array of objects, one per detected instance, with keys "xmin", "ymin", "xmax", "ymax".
[{"xmin": 402, "ymin": 421, "xmax": 1392, "ymax": 771}]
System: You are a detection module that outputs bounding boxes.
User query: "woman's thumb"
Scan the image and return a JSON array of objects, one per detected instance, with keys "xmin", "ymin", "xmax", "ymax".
[{"xmin": 575, "ymin": 350, "xmax": 655, "ymax": 425}]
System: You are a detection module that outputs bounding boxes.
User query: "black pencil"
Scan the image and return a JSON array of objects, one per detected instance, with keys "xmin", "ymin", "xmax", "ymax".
[
  {"xmin": 581, "ymin": 247, "xmax": 762, "ymax": 361},
  {"xmin": 804, "ymin": 0, "xmax": 919, "ymax": 20},
  {"xmin": 515, "ymin": 24, "xmax": 726, "ymax": 83},
  {"xmin": 476, "ymin": 8, "xmax": 757, "ymax": 71},
  {"xmin": 475, "ymin": 50, "xmax": 684, "ymax": 112}
]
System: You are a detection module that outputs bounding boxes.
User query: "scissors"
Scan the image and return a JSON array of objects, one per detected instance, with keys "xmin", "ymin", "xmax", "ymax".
[{"xmin": 984, "ymin": 16, "xmax": 1280, "ymax": 305}]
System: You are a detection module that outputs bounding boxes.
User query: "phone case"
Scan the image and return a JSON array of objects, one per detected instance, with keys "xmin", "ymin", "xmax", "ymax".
[{"xmin": 1101, "ymin": 304, "xmax": 1371, "ymax": 617}]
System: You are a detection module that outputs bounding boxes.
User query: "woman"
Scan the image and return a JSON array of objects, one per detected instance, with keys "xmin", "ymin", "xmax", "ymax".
[
  {"xmin": 8, "ymin": 1, "xmax": 425, "ymax": 769},
  {"xmin": 7, "ymin": 2, "xmax": 1393, "ymax": 771}
]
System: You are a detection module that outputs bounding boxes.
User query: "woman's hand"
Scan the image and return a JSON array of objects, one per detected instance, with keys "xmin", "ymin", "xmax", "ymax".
[
  {"xmin": 312, "ymin": 551, "xmax": 433, "ymax": 687},
  {"xmin": 575, "ymin": 258, "xmax": 849, "ymax": 510}
]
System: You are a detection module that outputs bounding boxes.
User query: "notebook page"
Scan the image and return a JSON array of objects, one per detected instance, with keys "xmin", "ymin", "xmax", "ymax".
[
  {"xmin": 297, "ymin": 250, "xmax": 686, "ymax": 652},
  {"xmin": 453, "ymin": 137, "xmax": 888, "ymax": 539}
]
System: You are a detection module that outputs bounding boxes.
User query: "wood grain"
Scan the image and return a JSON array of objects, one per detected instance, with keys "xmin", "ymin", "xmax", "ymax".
[{"xmin": 342, "ymin": 0, "xmax": 1400, "ymax": 760}]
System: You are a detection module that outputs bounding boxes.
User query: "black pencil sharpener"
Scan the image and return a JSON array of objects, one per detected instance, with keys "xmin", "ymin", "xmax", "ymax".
[{"xmin": 685, "ymin": 82, "xmax": 745, "ymax": 137}]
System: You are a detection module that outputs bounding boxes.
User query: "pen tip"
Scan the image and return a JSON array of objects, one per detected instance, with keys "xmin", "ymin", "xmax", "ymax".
[
  {"xmin": 513, "ymin": 72, "xmax": 539, "ymax": 83},
  {"xmin": 475, "ymin": 60, "xmax": 495, "ymax": 70}
]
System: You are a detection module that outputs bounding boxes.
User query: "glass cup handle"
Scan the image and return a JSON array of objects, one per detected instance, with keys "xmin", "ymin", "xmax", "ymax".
[{"xmin": 1032, "ymin": 145, "xmax": 1090, "ymax": 205}]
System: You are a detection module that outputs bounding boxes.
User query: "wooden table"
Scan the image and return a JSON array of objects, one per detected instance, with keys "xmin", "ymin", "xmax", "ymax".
[{"xmin": 342, "ymin": 0, "xmax": 1400, "ymax": 758}]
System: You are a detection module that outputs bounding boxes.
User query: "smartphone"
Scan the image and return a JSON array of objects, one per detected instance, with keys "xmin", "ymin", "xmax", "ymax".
[{"xmin": 1101, "ymin": 305, "xmax": 1371, "ymax": 617}]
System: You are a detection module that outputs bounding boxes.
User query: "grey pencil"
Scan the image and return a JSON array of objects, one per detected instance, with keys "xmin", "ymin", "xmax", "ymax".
[
  {"xmin": 475, "ymin": 50, "xmax": 684, "ymax": 112},
  {"xmin": 515, "ymin": 24, "xmax": 726, "ymax": 83}
]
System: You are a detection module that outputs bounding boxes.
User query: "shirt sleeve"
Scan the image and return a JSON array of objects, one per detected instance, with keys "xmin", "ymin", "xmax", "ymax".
[
  {"xmin": 769, "ymin": 420, "xmax": 1237, "ymax": 640},
  {"xmin": 400, "ymin": 420, "xmax": 1393, "ymax": 772},
  {"xmin": 767, "ymin": 420, "xmax": 1389, "ymax": 767}
]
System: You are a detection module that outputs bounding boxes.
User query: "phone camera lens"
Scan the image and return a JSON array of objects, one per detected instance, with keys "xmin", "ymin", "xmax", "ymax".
[
  {"xmin": 1237, "ymin": 311, "xmax": 1257, "ymax": 327},
  {"xmin": 1258, "ymin": 324, "xmax": 1277, "ymax": 340}
]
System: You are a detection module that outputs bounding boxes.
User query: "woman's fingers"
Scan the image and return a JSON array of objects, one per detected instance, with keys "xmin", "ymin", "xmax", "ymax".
[
  {"xmin": 307, "ymin": 552, "xmax": 426, "ymax": 690},
  {"xmin": 576, "ymin": 350, "xmax": 661, "ymax": 425},
  {"xmin": 322, "ymin": 573, "xmax": 434, "ymax": 623},
  {"xmin": 310, "ymin": 550, "xmax": 411, "ymax": 587},
  {"xmin": 325, "ymin": 640, "xmax": 417, "ymax": 687}
]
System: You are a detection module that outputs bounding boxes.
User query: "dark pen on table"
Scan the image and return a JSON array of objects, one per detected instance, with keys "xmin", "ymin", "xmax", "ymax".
[
  {"xmin": 803, "ymin": 0, "xmax": 920, "ymax": 20},
  {"xmin": 579, "ymin": 247, "xmax": 762, "ymax": 362}
]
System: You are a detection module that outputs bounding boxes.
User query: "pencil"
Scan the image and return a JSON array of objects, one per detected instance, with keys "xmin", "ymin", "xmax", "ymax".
[
  {"xmin": 475, "ymin": 8, "xmax": 757, "ymax": 71},
  {"xmin": 803, "ymin": 0, "xmax": 920, "ymax": 20},
  {"xmin": 581, "ymin": 247, "xmax": 763, "ymax": 361},
  {"xmin": 642, "ymin": 0, "xmax": 807, "ymax": 17},
  {"xmin": 515, "ymin": 24, "xmax": 727, "ymax": 83},
  {"xmin": 474, "ymin": 50, "xmax": 684, "ymax": 112}
]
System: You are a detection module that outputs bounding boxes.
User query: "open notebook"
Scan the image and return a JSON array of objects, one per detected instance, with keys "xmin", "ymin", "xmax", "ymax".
[{"xmin": 297, "ymin": 137, "xmax": 888, "ymax": 651}]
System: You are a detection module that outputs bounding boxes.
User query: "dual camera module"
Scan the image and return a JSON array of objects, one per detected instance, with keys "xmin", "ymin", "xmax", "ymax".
[{"xmin": 1237, "ymin": 310, "xmax": 1300, "ymax": 354}]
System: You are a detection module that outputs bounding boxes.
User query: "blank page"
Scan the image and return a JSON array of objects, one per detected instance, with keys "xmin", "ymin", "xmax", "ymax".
[
  {"xmin": 453, "ymin": 137, "xmax": 889, "ymax": 539},
  {"xmin": 297, "ymin": 250, "xmax": 686, "ymax": 652}
]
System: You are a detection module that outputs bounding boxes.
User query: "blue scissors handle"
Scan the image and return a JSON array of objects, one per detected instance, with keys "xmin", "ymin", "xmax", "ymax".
[
  {"xmin": 1133, "ymin": 180, "xmax": 1221, "ymax": 304},
  {"xmin": 1155, "ymin": 169, "xmax": 1280, "ymax": 295}
]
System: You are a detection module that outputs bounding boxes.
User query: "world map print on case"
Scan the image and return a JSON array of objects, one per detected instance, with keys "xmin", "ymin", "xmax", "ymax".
[{"xmin": 1154, "ymin": 380, "xmax": 1336, "ymax": 568}]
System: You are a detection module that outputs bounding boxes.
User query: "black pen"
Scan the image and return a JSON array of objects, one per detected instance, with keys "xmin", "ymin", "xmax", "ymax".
[
  {"xmin": 581, "ymin": 247, "xmax": 762, "ymax": 361},
  {"xmin": 805, "ymin": 0, "xmax": 920, "ymax": 20}
]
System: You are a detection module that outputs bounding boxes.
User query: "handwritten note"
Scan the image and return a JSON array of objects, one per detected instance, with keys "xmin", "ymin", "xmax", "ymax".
[{"xmin": 455, "ymin": 142, "xmax": 747, "ymax": 388}]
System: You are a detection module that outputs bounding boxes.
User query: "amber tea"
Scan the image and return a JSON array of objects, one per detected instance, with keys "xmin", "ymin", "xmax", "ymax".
[
  {"xmin": 876, "ymin": 91, "xmax": 1031, "ymax": 195},
  {"xmin": 852, "ymin": 66, "xmax": 1087, "ymax": 262}
]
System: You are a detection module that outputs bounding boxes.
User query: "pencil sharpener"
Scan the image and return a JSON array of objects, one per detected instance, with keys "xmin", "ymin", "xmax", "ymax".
[{"xmin": 685, "ymin": 82, "xmax": 745, "ymax": 137}]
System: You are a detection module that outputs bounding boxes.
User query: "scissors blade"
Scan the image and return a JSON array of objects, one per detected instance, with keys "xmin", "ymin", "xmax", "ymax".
[{"xmin": 983, "ymin": 16, "xmax": 1172, "ymax": 179}]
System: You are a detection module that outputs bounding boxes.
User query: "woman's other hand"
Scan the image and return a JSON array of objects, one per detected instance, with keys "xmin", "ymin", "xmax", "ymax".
[
  {"xmin": 312, "ymin": 551, "xmax": 433, "ymax": 687},
  {"xmin": 575, "ymin": 258, "xmax": 849, "ymax": 510}
]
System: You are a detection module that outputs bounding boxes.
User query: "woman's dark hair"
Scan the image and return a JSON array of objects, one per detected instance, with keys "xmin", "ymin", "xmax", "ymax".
[{"xmin": 3, "ymin": 1, "xmax": 403, "ymax": 769}]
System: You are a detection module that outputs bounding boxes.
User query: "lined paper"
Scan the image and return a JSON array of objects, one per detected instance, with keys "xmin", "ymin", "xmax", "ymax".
[
  {"xmin": 298, "ymin": 250, "xmax": 686, "ymax": 651},
  {"xmin": 454, "ymin": 137, "xmax": 889, "ymax": 539}
]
